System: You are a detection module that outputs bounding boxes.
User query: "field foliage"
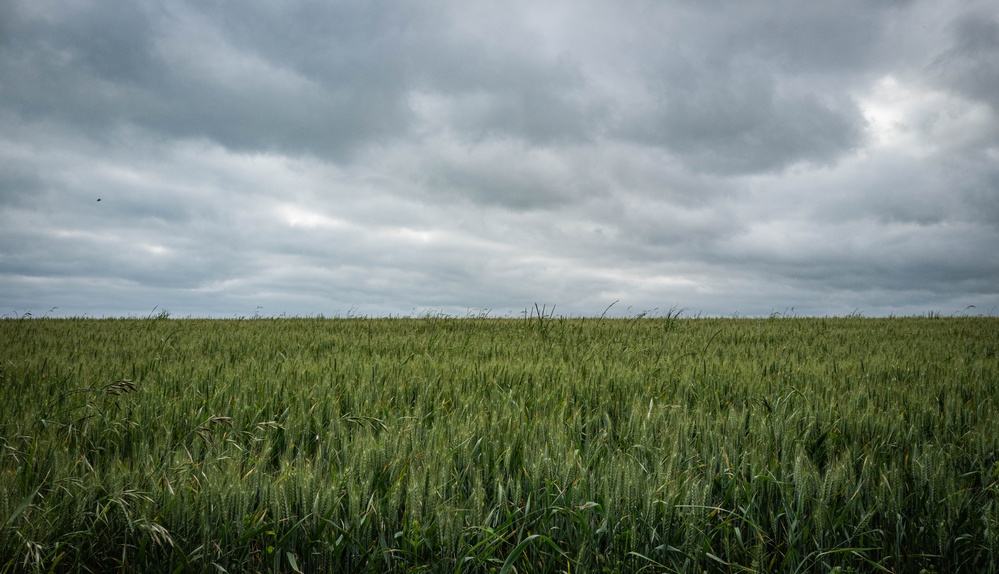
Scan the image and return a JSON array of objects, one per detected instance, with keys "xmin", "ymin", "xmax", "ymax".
[{"xmin": 1, "ymin": 315, "xmax": 998, "ymax": 572}]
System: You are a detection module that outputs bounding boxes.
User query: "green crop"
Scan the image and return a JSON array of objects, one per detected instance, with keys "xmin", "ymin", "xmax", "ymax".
[{"xmin": 1, "ymin": 315, "xmax": 997, "ymax": 572}]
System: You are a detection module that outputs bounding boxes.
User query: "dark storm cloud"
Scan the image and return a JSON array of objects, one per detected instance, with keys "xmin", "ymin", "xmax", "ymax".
[
  {"xmin": 415, "ymin": 52, "xmax": 607, "ymax": 145},
  {"xmin": 0, "ymin": 0, "xmax": 606, "ymax": 161},
  {"xmin": 931, "ymin": 13, "xmax": 999, "ymax": 111},
  {"xmin": 0, "ymin": 2, "xmax": 163, "ymax": 133},
  {"xmin": 0, "ymin": 1, "xmax": 417, "ymax": 160},
  {"xmin": 610, "ymin": 0, "xmax": 887, "ymax": 175},
  {"xmin": 624, "ymin": 66, "xmax": 866, "ymax": 174}
]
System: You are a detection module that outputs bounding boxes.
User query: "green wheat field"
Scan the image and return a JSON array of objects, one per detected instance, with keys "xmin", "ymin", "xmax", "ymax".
[{"xmin": 2, "ymin": 314, "xmax": 997, "ymax": 573}]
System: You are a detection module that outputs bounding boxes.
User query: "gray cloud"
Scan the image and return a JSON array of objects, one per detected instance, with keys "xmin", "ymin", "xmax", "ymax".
[
  {"xmin": 1, "ymin": 0, "xmax": 997, "ymax": 318},
  {"xmin": 622, "ymin": 65, "xmax": 867, "ymax": 174},
  {"xmin": 931, "ymin": 13, "xmax": 999, "ymax": 111},
  {"xmin": 0, "ymin": 1, "xmax": 418, "ymax": 160}
]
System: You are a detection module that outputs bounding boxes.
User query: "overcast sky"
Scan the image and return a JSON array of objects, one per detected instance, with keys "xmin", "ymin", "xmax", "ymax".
[{"xmin": 2, "ymin": 0, "xmax": 997, "ymax": 318}]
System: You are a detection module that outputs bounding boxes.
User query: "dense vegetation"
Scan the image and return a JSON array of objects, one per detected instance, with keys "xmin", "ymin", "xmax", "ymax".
[{"xmin": 1, "ymin": 315, "xmax": 997, "ymax": 572}]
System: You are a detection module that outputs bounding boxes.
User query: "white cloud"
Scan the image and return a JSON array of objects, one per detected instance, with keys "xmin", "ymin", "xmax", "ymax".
[{"xmin": 860, "ymin": 75, "xmax": 999, "ymax": 156}]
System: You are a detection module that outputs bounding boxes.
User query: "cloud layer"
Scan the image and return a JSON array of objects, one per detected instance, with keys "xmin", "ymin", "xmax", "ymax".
[{"xmin": 2, "ymin": 0, "xmax": 997, "ymax": 318}]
